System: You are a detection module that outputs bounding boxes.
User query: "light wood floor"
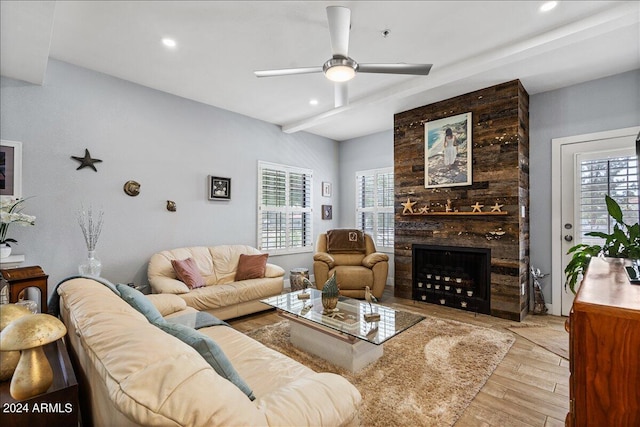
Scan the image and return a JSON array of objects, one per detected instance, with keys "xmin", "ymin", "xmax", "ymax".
[{"xmin": 228, "ymin": 287, "xmax": 569, "ymax": 427}]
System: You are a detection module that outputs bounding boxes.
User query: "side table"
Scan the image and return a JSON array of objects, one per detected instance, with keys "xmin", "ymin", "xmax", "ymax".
[{"xmin": 0, "ymin": 266, "xmax": 49, "ymax": 313}]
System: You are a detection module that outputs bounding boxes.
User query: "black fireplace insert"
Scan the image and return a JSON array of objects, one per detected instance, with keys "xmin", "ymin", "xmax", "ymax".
[{"xmin": 412, "ymin": 244, "xmax": 491, "ymax": 314}]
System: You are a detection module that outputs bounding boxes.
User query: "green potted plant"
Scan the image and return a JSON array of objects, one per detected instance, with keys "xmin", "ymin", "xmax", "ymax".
[{"xmin": 565, "ymin": 195, "xmax": 640, "ymax": 294}]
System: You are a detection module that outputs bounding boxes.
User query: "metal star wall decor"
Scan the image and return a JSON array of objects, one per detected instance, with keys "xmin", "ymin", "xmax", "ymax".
[{"xmin": 71, "ymin": 149, "xmax": 102, "ymax": 172}]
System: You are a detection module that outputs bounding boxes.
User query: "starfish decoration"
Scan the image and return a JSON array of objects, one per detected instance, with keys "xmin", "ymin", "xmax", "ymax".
[
  {"xmin": 471, "ymin": 202, "xmax": 484, "ymax": 213},
  {"xmin": 401, "ymin": 197, "xmax": 417, "ymax": 214},
  {"xmin": 491, "ymin": 202, "xmax": 504, "ymax": 212},
  {"xmin": 324, "ymin": 309, "xmax": 345, "ymax": 319},
  {"xmin": 71, "ymin": 149, "xmax": 102, "ymax": 172}
]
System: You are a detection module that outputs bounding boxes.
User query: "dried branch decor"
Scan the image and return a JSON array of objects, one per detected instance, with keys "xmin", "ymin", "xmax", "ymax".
[{"xmin": 77, "ymin": 205, "xmax": 104, "ymax": 251}]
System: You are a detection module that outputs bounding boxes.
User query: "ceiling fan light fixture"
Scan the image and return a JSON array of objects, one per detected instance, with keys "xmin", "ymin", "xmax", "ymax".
[{"xmin": 323, "ymin": 57, "xmax": 357, "ymax": 82}]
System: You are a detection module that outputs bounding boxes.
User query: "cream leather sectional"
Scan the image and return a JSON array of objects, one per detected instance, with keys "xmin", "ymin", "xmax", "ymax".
[
  {"xmin": 148, "ymin": 245, "xmax": 284, "ymax": 320},
  {"xmin": 57, "ymin": 277, "xmax": 361, "ymax": 426}
]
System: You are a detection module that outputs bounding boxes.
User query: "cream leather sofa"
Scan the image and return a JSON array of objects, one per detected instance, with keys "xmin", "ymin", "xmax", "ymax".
[
  {"xmin": 57, "ymin": 277, "xmax": 361, "ymax": 427},
  {"xmin": 148, "ymin": 245, "xmax": 284, "ymax": 320}
]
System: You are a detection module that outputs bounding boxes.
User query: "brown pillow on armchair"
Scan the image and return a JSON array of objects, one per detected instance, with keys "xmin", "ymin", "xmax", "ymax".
[
  {"xmin": 326, "ymin": 229, "xmax": 366, "ymax": 253},
  {"xmin": 235, "ymin": 253, "xmax": 269, "ymax": 281},
  {"xmin": 171, "ymin": 258, "xmax": 206, "ymax": 289}
]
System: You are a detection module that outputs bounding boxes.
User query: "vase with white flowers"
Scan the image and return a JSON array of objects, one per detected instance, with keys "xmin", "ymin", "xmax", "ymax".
[
  {"xmin": 0, "ymin": 198, "xmax": 36, "ymax": 258},
  {"xmin": 77, "ymin": 205, "xmax": 104, "ymax": 276}
]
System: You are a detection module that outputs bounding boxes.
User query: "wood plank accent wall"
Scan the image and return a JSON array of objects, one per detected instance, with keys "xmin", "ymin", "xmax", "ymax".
[{"xmin": 393, "ymin": 80, "xmax": 530, "ymax": 321}]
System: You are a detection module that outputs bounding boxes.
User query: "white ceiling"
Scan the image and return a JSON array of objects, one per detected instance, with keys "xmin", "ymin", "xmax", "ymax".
[{"xmin": 1, "ymin": 1, "xmax": 639, "ymax": 141}]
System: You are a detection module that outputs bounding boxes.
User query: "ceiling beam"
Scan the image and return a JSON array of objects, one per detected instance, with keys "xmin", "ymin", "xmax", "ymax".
[{"xmin": 281, "ymin": 2, "xmax": 639, "ymax": 135}]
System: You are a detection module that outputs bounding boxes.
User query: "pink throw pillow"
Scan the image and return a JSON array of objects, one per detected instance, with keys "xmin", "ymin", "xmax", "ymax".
[
  {"xmin": 171, "ymin": 258, "xmax": 206, "ymax": 289},
  {"xmin": 235, "ymin": 253, "xmax": 268, "ymax": 281}
]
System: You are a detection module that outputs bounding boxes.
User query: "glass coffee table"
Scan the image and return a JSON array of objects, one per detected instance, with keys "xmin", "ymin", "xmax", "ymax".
[{"xmin": 261, "ymin": 289, "xmax": 424, "ymax": 372}]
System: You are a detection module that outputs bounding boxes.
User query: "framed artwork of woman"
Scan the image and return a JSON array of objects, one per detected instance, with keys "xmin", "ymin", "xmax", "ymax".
[{"xmin": 424, "ymin": 112, "xmax": 472, "ymax": 188}]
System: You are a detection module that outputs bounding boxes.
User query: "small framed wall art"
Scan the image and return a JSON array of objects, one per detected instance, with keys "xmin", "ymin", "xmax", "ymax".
[
  {"xmin": 322, "ymin": 181, "xmax": 332, "ymax": 197},
  {"xmin": 208, "ymin": 176, "xmax": 231, "ymax": 200},
  {"xmin": 0, "ymin": 140, "xmax": 23, "ymax": 199},
  {"xmin": 322, "ymin": 205, "xmax": 333, "ymax": 220}
]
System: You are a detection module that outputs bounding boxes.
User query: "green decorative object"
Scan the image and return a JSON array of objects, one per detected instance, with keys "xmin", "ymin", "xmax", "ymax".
[{"xmin": 321, "ymin": 273, "xmax": 340, "ymax": 314}]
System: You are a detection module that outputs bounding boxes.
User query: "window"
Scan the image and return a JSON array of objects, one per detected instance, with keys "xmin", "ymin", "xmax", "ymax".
[
  {"xmin": 258, "ymin": 161, "xmax": 313, "ymax": 254},
  {"xmin": 579, "ymin": 155, "xmax": 639, "ymax": 245},
  {"xmin": 356, "ymin": 167, "xmax": 394, "ymax": 251}
]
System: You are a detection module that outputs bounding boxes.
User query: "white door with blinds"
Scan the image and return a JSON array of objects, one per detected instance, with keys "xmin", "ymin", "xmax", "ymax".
[
  {"xmin": 257, "ymin": 161, "xmax": 313, "ymax": 254},
  {"xmin": 552, "ymin": 127, "xmax": 639, "ymax": 316},
  {"xmin": 355, "ymin": 167, "xmax": 394, "ymax": 251},
  {"xmin": 577, "ymin": 152, "xmax": 638, "ymax": 247}
]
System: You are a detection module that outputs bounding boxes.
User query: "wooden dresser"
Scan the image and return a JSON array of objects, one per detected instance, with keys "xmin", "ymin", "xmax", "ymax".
[{"xmin": 566, "ymin": 257, "xmax": 640, "ymax": 426}]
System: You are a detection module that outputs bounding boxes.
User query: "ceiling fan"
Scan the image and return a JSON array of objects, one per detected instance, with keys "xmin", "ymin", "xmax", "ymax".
[{"xmin": 254, "ymin": 6, "xmax": 433, "ymax": 108}]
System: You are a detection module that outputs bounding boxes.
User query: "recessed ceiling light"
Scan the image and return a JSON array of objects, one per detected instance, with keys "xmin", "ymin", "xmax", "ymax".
[
  {"xmin": 309, "ymin": 99, "xmax": 319, "ymax": 106},
  {"xmin": 162, "ymin": 38, "xmax": 177, "ymax": 48},
  {"xmin": 540, "ymin": 1, "xmax": 558, "ymax": 12}
]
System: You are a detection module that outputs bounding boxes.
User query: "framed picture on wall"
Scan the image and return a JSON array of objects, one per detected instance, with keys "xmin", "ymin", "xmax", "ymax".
[
  {"xmin": 0, "ymin": 140, "xmax": 23, "ymax": 199},
  {"xmin": 424, "ymin": 112, "xmax": 472, "ymax": 188},
  {"xmin": 322, "ymin": 205, "xmax": 333, "ymax": 220},
  {"xmin": 208, "ymin": 176, "xmax": 231, "ymax": 200},
  {"xmin": 322, "ymin": 181, "xmax": 332, "ymax": 197}
]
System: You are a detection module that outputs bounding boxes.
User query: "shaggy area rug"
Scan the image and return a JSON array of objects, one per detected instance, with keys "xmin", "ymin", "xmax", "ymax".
[
  {"xmin": 507, "ymin": 325, "xmax": 569, "ymax": 359},
  {"xmin": 247, "ymin": 316, "xmax": 515, "ymax": 427}
]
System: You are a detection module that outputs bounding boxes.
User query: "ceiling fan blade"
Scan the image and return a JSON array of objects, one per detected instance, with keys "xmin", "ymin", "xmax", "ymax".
[
  {"xmin": 326, "ymin": 6, "xmax": 351, "ymax": 58},
  {"xmin": 334, "ymin": 82, "xmax": 348, "ymax": 108},
  {"xmin": 254, "ymin": 67, "xmax": 323, "ymax": 78},
  {"xmin": 358, "ymin": 63, "xmax": 433, "ymax": 75}
]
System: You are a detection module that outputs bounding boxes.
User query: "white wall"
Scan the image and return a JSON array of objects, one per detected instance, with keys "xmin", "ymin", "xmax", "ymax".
[
  {"xmin": 338, "ymin": 129, "xmax": 395, "ymax": 281},
  {"xmin": 529, "ymin": 69, "xmax": 640, "ymax": 304},
  {"xmin": 0, "ymin": 60, "xmax": 340, "ymax": 298}
]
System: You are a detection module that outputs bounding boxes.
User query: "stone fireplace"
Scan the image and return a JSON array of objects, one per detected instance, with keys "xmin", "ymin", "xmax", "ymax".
[{"xmin": 394, "ymin": 80, "xmax": 530, "ymax": 321}]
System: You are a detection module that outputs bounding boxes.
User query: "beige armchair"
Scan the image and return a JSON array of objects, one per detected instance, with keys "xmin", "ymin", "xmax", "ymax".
[{"xmin": 313, "ymin": 230, "xmax": 389, "ymax": 300}]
